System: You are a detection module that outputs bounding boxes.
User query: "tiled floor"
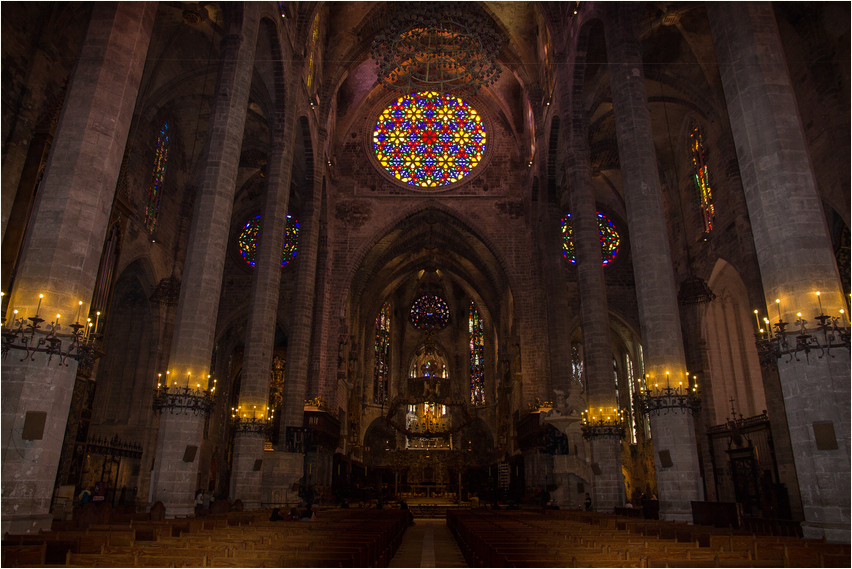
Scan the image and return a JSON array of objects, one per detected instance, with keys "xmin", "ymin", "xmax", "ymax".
[{"xmin": 389, "ymin": 518, "xmax": 468, "ymax": 568}]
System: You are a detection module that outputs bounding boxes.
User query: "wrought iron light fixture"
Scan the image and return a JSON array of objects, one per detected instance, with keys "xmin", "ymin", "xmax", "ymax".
[
  {"xmin": 371, "ymin": 3, "xmax": 503, "ymax": 96},
  {"xmin": 677, "ymin": 275, "xmax": 716, "ymax": 306},
  {"xmin": 755, "ymin": 299, "xmax": 850, "ymax": 366},
  {"xmin": 153, "ymin": 381, "xmax": 215, "ymax": 416},
  {"xmin": 2, "ymin": 301, "xmax": 103, "ymax": 367},
  {"xmin": 634, "ymin": 375, "xmax": 702, "ymax": 417},
  {"xmin": 230, "ymin": 403, "xmax": 274, "ymax": 435},
  {"xmin": 581, "ymin": 407, "xmax": 626, "ymax": 440}
]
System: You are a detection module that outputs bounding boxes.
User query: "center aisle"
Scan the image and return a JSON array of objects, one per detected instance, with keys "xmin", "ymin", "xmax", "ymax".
[{"xmin": 389, "ymin": 519, "xmax": 468, "ymax": 568}]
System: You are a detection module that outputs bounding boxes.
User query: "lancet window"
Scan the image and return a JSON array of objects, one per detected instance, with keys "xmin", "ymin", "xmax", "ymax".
[
  {"xmin": 373, "ymin": 301, "xmax": 391, "ymax": 404},
  {"xmin": 690, "ymin": 123, "xmax": 715, "ymax": 233},
  {"xmin": 469, "ymin": 301, "xmax": 485, "ymax": 406},
  {"xmin": 145, "ymin": 122, "xmax": 169, "ymax": 233}
]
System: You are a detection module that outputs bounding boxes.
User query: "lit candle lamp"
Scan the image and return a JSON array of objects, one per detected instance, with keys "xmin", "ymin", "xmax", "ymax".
[
  {"xmin": 55, "ymin": 314, "xmax": 61, "ymax": 330},
  {"xmin": 36, "ymin": 294, "xmax": 43, "ymax": 317},
  {"xmin": 841, "ymin": 309, "xmax": 848, "ymax": 328},
  {"xmin": 775, "ymin": 299, "xmax": 782, "ymax": 321},
  {"xmin": 816, "ymin": 292, "xmax": 823, "ymax": 315},
  {"xmin": 12, "ymin": 310, "xmax": 18, "ymax": 325},
  {"xmin": 75, "ymin": 301, "xmax": 82, "ymax": 323},
  {"xmin": 94, "ymin": 311, "xmax": 100, "ymax": 336},
  {"xmin": 753, "ymin": 309, "xmax": 761, "ymax": 333}
]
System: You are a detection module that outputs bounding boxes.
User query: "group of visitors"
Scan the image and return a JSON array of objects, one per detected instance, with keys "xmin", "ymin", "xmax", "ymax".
[
  {"xmin": 194, "ymin": 490, "xmax": 217, "ymax": 509},
  {"xmin": 268, "ymin": 504, "xmax": 316, "ymax": 522}
]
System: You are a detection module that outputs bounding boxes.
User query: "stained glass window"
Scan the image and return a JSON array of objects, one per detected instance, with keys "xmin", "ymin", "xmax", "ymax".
[
  {"xmin": 145, "ymin": 122, "xmax": 169, "ymax": 233},
  {"xmin": 373, "ymin": 91, "xmax": 486, "ymax": 188},
  {"xmin": 561, "ymin": 212, "xmax": 620, "ymax": 266},
  {"xmin": 469, "ymin": 301, "xmax": 485, "ymax": 406},
  {"xmin": 571, "ymin": 342, "xmax": 584, "ymax": 387},
  {"xmin": 409, "ymin": 293, "xmax": 451, "ymax": 331},
  {"xmin": 690, "ymin": 124, "xmax": 714, "ymax": 233},
  {"xmin": 306, "ymin": 12, "xmax": 320, "ymax": 92},
  {"xmin": 374, "ymin": 301, "xmax": 391, "ymax": 404},
  {"xmin": 238, "ymin": 214, "xmax": 299, "ymax": 267},
  {"xmin": 625, "ymin": 353, "xmax": 637, "ymax": 444},
  {"xmin": 527, "ymin": 100, "xmax": 535, "ymax": 160}
]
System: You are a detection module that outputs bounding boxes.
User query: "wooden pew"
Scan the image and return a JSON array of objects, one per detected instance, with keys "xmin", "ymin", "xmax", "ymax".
[{"xmin": 0, "ymin": 543, "xmax": 46, "ymax": 567}]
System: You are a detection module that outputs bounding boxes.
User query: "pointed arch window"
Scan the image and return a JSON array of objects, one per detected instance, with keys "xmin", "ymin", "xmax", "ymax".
[
  {"xmin": 469, "ymin": 301, "xmax": 485, "ymax": 406},
  {"xmin": 526, "ymin": 99, "xmax": 536, "ymax": 160},
  {"xmin": 571, "ymin": 342, "xmax": 584, "ymax": 387},
  {"xmin": 374, "ymin": 301, "xmax": 391, "ymax": 404},
  {"xmin": 306, "ymin": 12, "xmax": 320, "ymax": 92},
  {"xmin": 690, "ymin": 123, "xmax": 715, "ymax": 233},
  {"xmin": 145, "ymin": 122, "xmax": 169, "ymax": 233}
]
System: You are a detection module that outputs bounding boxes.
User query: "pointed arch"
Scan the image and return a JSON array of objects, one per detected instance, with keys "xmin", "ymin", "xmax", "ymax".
[{"xmin": 704, "ymin": 259, "xmax": 766, "ymax": 424}]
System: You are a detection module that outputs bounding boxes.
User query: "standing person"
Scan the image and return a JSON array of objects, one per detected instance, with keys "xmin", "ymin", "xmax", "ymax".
[
  {"xmin": 584, "ymin": 493, "xmax": 592, "ymax": 511},
  {"xmin": 78, "ymin": 487, "xmax": 91, "ymax": 506}
]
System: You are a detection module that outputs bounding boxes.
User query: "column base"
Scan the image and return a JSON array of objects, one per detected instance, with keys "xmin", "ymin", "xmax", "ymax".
[
  {"xmin": 164, "ymin": 505, "xmax": 196, "ymax": 519},
  {"xmin": 659, "ymin": 509, "xmax": 693, "ymax": 522},
  {"xmin": 260, "ymin": 450, "xmax": 304, "ymax": 505},
  {"xmin": 1, "ymin": 513, "xmax": 54, "ymax": 535},
  {"xmin": 802, "ymin": 521, "xmax": 851, "ymax": 544}
]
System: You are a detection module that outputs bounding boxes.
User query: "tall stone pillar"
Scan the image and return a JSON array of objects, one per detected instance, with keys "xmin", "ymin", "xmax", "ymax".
[
  {"xmin": 604, "ymin": 4, "xmax": 702, "ymax": 520},
  {"xmin": 150, "ymin": 5, "xmax": 259, "ymax": 517},
  {"xmin": 281, "ymin": 131, "xmax": 325, "ymax": 430},
  {"xmin": 1, "ymin": 37, "xmax": 62, "ymax": 241},
  {"xmin": 565, "ymin": 114, "xmax": 623, "ymax": 512},
  {"xmin": 708, "ymin": 2, "xmax": 850, "ymax": 542},
  {"xmin": 231, "ymin": 114, "xmax": 297, "ymax": 508},
  {"xmin": 2, "ymin": 131, "xmax": 52, "ymax": 295},
  {"xmin": 0, "ymin": 2, "xmax": 156, "ymax": 534}
]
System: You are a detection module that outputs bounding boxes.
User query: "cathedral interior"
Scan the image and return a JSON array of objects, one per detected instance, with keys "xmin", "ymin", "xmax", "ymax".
[{"xmin": 1, "ymin": 0, "xmax": 850, "ymax": 544}]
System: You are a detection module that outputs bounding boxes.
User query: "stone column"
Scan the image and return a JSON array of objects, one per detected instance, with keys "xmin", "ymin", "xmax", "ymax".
[
  {"xmin": 281, "ymin": 131, "xmax": 325, "ymax": 430},
  {"xmin": 708, "ymin": 2, "xmax": 850, "ymax": 541},
  {"xmin": 604, "ymin": 4, "xmax": 702, "ymax": 520},
  {"xmin": 2, "ymin": 37, "xmax": 62, "ymax": 241},
  {"xmin": 0, "ymin": 2, "xmax": 156, "ymax": 534},
  {"xmin": 150, "ymin": 5, "xmax": 259, "ymax": 517},
  {"xmin": 565, "ymin": 113, "xmax": 624, "ymax": 512},
  {"xmin": 231, "ymin": 116, "xmax": 297, "ymax": 508},
  {"xmin": 2, "ymin": 132, "xmax": 52, "ymax": 296}
]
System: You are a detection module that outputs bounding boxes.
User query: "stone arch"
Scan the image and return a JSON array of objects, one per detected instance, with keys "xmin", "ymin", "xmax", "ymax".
[
  {"xmin": 91, "ymin": 260, "xmax": 157, "ymax": 425},
  {"xmin": 703, "ymin": 258, "xmax": 766, "ymax": 425}
]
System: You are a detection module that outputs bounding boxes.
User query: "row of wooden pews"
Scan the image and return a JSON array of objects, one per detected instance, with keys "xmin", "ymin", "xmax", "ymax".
[
  {"xmin": 2, "ymin": 508, "xmax": 413, "ymax": 567},
  {"xmin": 447, "ymin": 509, "xmax": 851, "ymax": 568}
]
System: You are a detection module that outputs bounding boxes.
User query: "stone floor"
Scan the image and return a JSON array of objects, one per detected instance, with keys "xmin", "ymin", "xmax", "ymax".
[{"xmin": 389, "ymin": 518, "xmax": 468, "ymax": 568}]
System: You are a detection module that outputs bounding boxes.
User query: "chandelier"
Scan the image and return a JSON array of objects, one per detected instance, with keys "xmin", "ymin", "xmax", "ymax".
[{"xmin": 371, "ymin": 3, "xmax": 503, "ymax": 96}]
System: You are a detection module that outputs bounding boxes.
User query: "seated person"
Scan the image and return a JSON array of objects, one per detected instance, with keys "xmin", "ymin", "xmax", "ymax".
[{"xmin": 269, "ymin": 507, "xmax": 284, "ymax": 521}]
